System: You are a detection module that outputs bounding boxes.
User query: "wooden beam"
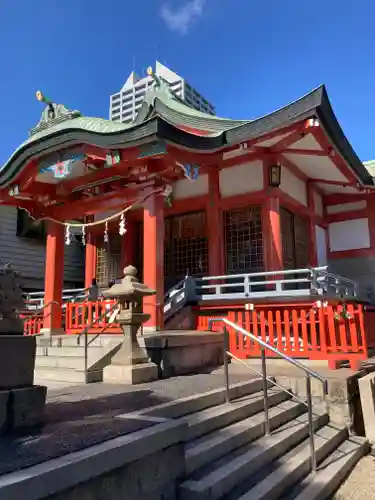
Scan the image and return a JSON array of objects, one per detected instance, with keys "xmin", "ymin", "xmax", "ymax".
[
  {"xmin": 269, "ymin": 127, "xmax": 306, "ymax": 153},
  {"xmin": 310, "ymin": 127, "xmax": 358, "ymax": 184},
  {"xmin": 285, "ymin": 148, "xmax": 327, "ymax": 156}
]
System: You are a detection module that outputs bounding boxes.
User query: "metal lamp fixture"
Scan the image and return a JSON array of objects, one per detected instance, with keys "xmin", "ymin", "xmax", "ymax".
[{"xmin": 268, "ymin": 163, "xmax": 281, "ymax": 188}]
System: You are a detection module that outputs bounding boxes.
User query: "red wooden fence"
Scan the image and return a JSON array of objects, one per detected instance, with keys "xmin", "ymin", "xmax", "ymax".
[
  {"xmin": 21, "ymin": 298, "xmax": 375, "ymax": 371},
  {"xmin": 197, "ymin": 302, "xmax": 375, "ymax": 370},
  {"xmin": 65, "ymin": 300, "xmax": 122, "ymax": 334}
]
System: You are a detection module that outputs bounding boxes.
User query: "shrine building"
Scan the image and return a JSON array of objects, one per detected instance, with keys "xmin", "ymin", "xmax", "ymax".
[{"xmin": 3, "ymin": 68, "xmax": 375, "ymax": 370}]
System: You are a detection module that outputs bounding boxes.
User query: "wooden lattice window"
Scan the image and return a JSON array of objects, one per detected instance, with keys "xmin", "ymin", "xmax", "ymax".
[
  {"xmin": 281, "ymin": 207, "xmax": 309, "ymax": 269},
  {"xmin": 224, "ymin": 206, "xmax": 264, "ymax": 274},
  {"xmin": 96, "ymin": 235, "xmax": 122, "ymax": 287},
  {"xmin": 164, "ymin": 211, "xmax": 208, "ymax": 287}
]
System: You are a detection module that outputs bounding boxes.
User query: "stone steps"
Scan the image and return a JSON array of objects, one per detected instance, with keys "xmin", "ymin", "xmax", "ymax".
[
  {"xmin": 34, "ymin": 335, "xmax": 122, "ymax": 384},
  {"xmin": 132, "ymin": 379, "xmax": 369, "ymax": 500},
  {"xmin": 33, "ymin": 366, "xmax": 102, "ymax": 384}
]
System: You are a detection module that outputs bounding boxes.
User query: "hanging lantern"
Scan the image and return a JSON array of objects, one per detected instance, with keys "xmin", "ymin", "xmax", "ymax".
[
  {"xmin": 119, "ymin": 212, "xmax": 127, "ymax": 236},
  {"xmin": 104, "ymin": 221, "xmax": 109, "ymax": 243},
  {"xmin": 65, "ymin": 225, "xmax": 71, "ymax": 245},
  {"xmin": 268, "ymin": 163, "xmax": 282, "ymax": 188}
]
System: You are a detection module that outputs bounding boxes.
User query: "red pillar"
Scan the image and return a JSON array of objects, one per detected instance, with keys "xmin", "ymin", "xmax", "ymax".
[
  {"xmin": 207, "ymin": 168, "xmax": 225, "ymax": 276},
  {"xmin": 262, "ymin": 195, "xmax": 283, "ymax": 271},
  {"xmin": 42, "ymin": 220, "xmax": 64, "ymax": 335},
  {"xmin": 85, "ymin": 231, "xmax": 97, "ymax": 288},
  {"xmin": 307, "ymin": 184, "xmax": 318, "ymax": 267},
  {"xmin": 143, "ymin": 193, "xmax": 164, "ymax": 331},
  {"xmin": 121, "ymin": 217, "xmax": 135, "ymax": 269}
]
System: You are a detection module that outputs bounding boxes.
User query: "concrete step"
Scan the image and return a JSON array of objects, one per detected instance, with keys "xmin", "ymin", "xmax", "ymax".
[
  {"xmin": 182, "ymin": 389, "xmax": 291, "ymax": 442},
  {"xmin": 34, "ymin": 367, "xmax": 102, "ymax": 384},
  {"xmin": 137, "ymin": 379, "xmax": 271, "ymax": 420},
  {"xmin": 186, "ymin": 399, "xmax": 305, "ymax": 475},
  {"xmin": 282, "ymin": 436, "xmax": 369, "ymax": 500},
  {"xmin": 36, "ymin": 346, "xmax": 93, "ymax": 357},
  {"xmin": 35, "ymin": 355, "xmax": 87, "ymax": 370},
  {"xmin": 36, "ymin": 335, "xmax": 121, "ymax": 348},
  {"xmin": 178, "ymin": 411, "xmax": 328, "ymax": 500},
  {"xmin": 231, "ymin": 425, "xmax": 348, "ymax": 500}
]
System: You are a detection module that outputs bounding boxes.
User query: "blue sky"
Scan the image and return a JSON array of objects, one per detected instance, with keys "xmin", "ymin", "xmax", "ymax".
[{"xmin": 1, "ymin": 0, "xmax": 375, "ymax": 165}]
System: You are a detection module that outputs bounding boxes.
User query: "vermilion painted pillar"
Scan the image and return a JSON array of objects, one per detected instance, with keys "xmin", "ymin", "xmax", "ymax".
[
  {"xmin": 42, "ymin": 220, "xmax": 64, "ymax": 336},
  {"xmin": 121, "ymin": 217, "xmax": 135, "ymax": 269},
  {"xmin": 307, "ymin": 184, "xmax": 318, "ymax": 267},
  {"xmin": 262, "ymin": 195, "xmax": 283, "ymax": 271},
  {"xmin": 207, "ymin": 168, "xmax": 225, "ymax": 276},
  {"xmin": 143, "ymin": 193, "xmax": 164, "ymax": 331},
  {"xmin": 84, "ymin": 230, "xmax": 97, "ymax": 288}
]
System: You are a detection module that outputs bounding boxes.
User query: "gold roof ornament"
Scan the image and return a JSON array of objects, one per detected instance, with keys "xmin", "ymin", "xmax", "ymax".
[{"xmin": 36, "ymin": 90, "xmax": 52, "ymax": 104}]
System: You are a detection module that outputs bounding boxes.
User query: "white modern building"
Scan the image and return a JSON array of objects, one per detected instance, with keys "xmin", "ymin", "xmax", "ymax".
[{"xmin": 109, "ymin": 61, "xmax": 215, "ymax": 122}]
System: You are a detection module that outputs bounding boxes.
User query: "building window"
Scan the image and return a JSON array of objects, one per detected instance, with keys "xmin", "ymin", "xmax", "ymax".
[
  {"xmin": 224, "ymin": 206, "xmax": 263, "ymax": 274},
  {"xmin": 164, "ymin": 211, "xmax": 208, "ymax": 289},
  {"xmin": 16, "ymin": 209, "xmax": 45, "ymax": 241},
  {"xmin": 95, "ymin": 235, "xmax": 122, "ymax": 287},
  {"xmin": 280, "ymin": 207, "xmax": 309, "ymax": 269}
]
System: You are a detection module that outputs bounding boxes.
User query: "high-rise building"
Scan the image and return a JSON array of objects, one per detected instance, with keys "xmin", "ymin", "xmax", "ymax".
[{"xmin": 109, "ymin": 61, "xmax": 215, "ymax": 122}]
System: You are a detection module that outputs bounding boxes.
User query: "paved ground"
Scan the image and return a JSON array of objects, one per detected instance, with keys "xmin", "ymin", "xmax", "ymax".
[
  {"xmin": 1, "ymin": 366, "xmax": 252, "ymax": 475},
  {"xmin": 334, "ymin": 455, "xmax": 375, "ymax": 499}
]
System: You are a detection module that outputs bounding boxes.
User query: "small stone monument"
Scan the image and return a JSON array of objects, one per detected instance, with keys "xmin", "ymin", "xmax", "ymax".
[
  {"xmin": 102, "ymin": 265, "xmax": 158, "ymax": 384},
  {"xmin": 0, "ymin": 264, "xmax": 46, "ymax": 433}
]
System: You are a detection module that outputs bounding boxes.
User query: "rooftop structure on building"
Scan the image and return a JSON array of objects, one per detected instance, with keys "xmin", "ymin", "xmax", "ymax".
[{"xmin": 109, "ymin": 61, "xmax": 215, "ymax": 122}]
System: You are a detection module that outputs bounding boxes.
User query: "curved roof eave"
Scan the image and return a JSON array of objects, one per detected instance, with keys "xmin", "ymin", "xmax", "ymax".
[
  {"xmin": 0, "ymin": 116, "xmax": 227, "ymax": 188},
  {"xmin": 1, "ymin": 84, "xmax": 371, "ymax": 189},
  {"xmin": 225, "ymin": 85, "xmax": 373, "ymax": 186},
  {"xmin": 0, "ymin": 117, "xmax": 159, "ymax": 187}
]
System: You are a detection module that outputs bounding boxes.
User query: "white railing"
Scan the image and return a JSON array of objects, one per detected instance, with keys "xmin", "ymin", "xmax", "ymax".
[
  {"xmin": 24, "ymin": 287, "xmax": 86, "ymax": 310},
  {"xmin": 195, "ymin": 266, "xmax": 373, "ymax": 303}
]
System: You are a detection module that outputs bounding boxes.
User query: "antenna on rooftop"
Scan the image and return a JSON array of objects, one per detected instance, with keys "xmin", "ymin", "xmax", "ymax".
[{"xmin": 132, "ymin": 54, "xmax": 136, "ymax": 72}]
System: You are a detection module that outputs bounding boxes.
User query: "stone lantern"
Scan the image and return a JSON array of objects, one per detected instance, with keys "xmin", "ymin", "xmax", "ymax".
[{"xmin": 102, "ymin": 265, "xmax": 158, "ymax": 384}]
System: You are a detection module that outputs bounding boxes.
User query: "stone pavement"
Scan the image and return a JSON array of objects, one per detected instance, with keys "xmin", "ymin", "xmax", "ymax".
[
  {"xmin": 334, "ymin": 455, "xmax": 375, "ymax": 499},
  {"xmin": 0, "ymin": 366, "xmax": 252, "ymax": 476}
]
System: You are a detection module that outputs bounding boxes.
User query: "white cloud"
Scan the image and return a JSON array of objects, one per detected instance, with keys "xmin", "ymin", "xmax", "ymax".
[{"xmin": 160, "ymin": 0, "xmax": 206, "ymax": 35}]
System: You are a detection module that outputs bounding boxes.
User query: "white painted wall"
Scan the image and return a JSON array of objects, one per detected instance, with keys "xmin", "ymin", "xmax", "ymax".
[
  {"xmin": 219, "ymin": 161, "xmax": 263, "ymax": 197},
  {"xmin": 315, "ymin": 225, "xmax": 327, "ymax": 266},
  {"xmin": 313, "ymin": 191, "xmax": 323, "ymax": 217},
  {"xmin": 326, "ymin": 200, "xmax": 367, "ymax": 214},
  {"xmin": 173, "ymin": 174, "xmax": 209, "ymax": 199},
  {"xmin": 328, "ymin": 218, "xmax": 370, "ymax": 251},
  {"xmin": 280, "ymin": 166, "xmax": 307, "ymax": 206}
]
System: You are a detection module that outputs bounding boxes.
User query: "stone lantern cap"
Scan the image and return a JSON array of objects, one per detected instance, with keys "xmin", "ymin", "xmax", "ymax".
[{"xmin": 102, "ymin": 265, "xmax": 155, "ymax": 300}]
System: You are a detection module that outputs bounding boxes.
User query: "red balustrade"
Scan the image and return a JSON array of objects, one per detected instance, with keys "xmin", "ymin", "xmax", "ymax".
[
  {"xmin": 22, "ymin": 313, "xmax": 44, "ymax": 336},
  {"xmin": 197, "ymin": 302, "xmax": 373, "ymax": 370},
  {"xmin": 65, "ymin": 300, "xmax": 122, "ymax": 334}
]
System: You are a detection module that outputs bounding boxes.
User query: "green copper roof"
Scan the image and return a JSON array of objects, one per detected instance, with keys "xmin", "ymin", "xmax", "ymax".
[{"xmin": 0, "ymin": 80, "xmax": 373, "ymax": 189}]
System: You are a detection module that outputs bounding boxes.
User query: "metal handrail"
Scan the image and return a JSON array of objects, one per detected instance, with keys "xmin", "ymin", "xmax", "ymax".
[
  {"xmin": 20, "ymin": 300, "xmax": 61, "ymax": 319},
  {"xmin": 77, "ymin": 302, "xmax": 120, "ymax": 384},
  {"xmin": 209, "ymin": 317, "xmax": 328, "ymax": 474}
]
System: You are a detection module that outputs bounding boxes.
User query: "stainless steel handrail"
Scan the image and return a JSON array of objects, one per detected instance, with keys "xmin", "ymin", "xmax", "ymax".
[
  {"xmin": 20, "ymin": 300, "xmax": 61, "ymax": 334},
  {"xmin": 209, "ymin": 317, "xmax": 328, "ymax": 474},
  {"xmin": 77, "ymin": 302, "xmax": 120, "ymax": 384}
]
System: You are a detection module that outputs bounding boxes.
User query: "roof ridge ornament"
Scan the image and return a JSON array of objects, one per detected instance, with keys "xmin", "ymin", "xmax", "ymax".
[
  {"xmin": 29, "ymin": 90, "xmax": 81, "ymax": 137},
  {"xmin": 146, "ymin": 66, "xmax": 177, "ymax": 100}
]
